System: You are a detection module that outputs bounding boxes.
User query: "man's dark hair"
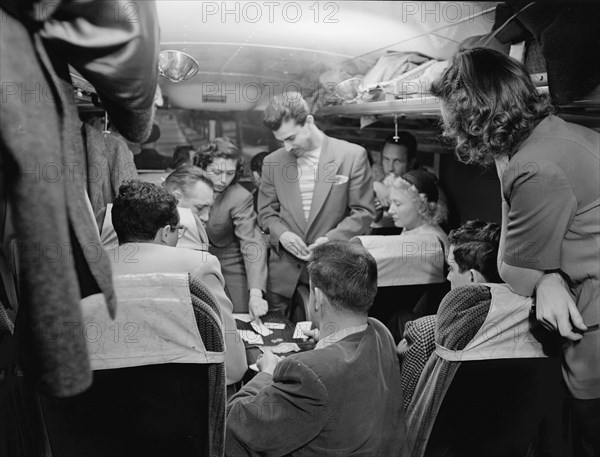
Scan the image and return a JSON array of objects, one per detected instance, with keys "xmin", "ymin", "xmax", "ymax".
[
  {"xmin": 194, "ymin": 137, "xmax": 244, "ymax": 183},
  {"xmin": 170, "ymin": 145, "xmax": 194, "ymax": 170},
  {"xmin": 112, "ymin": 180, "xmax": 179, "ymax": 244},
  {"xmin": 262, "ymin": 94, "xmax": 311, "ymax": 131},
  {"xmin": 163, "ymin": 165, "xmax": 214, "ymax": 195},
  {"xmin": 448, "ymin": 220, "xmax": 501, "ymax": 283},
  {"xmin": 250, "ymin": 151, "xmax": 269, "ymax": 175},
  {"xmin": 307, "ymin": 241, "xmax": 378, "ymax": 314},
  {"xmin": 384, "ymin": 131, "xmax": 417, "ymax": 159}
]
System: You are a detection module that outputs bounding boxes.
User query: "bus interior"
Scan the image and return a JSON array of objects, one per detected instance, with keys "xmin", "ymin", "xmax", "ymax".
[{"xmin": 1, "ymin": 1, "xmax": 600, "ymax": 456}]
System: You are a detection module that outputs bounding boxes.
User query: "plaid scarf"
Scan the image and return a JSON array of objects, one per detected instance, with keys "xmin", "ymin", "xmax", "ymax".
[{"xmin": 406, "ymin": 285, "xmax": 491, "ymax": 457}]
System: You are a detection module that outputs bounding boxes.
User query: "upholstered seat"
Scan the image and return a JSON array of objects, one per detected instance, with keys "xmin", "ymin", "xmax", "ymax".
[{"xmin": 39, "ymin": 273, "xmax": 226, "ymax": 457}]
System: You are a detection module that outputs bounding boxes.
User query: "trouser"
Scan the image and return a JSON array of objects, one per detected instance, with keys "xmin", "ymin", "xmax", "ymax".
[
  {"xmin": 572, "ymin": 397, "xmax": 600, "ymax": 456},
  {"xmin": 266, "ymin": 266, "xmax": 309, "ymax": 318}
]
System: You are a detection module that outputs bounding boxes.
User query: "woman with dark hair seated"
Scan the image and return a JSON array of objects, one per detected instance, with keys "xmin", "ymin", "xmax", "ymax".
[{"xmin": 194, "ymin": 137, "xmax": 268, "ymax": 319}]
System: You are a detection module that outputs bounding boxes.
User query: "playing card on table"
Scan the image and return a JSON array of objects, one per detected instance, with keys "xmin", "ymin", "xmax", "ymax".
[
  {"xmin": 250, "ymin": 320, "xmax": 273, "ymax": 336},
  {"xmin": 293, "ymin": 321, "xmax": 312, "ymax": 340},
  {"xmin": 239, "ymin": 329, "xmax": 264, "ymax": 345},
  {"xmin": 264, "ymin": 322, "xmax": 286, "ymax": 330},
  {"xmin": 269, "ymin": 342, "xmax": 301, "ymax": 354}
]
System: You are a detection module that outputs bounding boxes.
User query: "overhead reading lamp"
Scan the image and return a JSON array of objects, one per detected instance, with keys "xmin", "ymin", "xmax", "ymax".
[{"xmin": 158, "ymin": 50, "xmax": 199, "ymax": 83}]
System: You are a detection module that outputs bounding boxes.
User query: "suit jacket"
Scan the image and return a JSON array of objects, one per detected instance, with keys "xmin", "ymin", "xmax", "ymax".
[
  {"xmin": 226, "ymin": 318, "xmax": 408, "ymax": 457},
  {"xmin": 82, "ymin": 123, "xmax": 138, "ymax": 215},
  {"xmin": 108, "ymin": 243, "xmax": 247, "ymax": 385},
  {"xmin": 257, "ymin": 134, "xmax": 375, "ymax": 297},
  {"xmin": 206, "ymin": 183, "xmax": 267, "ymax": 292}
]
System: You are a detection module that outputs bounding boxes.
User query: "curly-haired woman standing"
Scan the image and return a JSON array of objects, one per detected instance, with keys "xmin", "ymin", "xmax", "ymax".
[{"xmin": 432, "ymin": 47, "xmax": 600, "ymax": 454}]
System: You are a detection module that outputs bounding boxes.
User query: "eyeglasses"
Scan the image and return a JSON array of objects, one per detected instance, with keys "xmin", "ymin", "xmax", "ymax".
[{"xmin": 174, "ymin": 225, "xmax": 188, "ymax": 239}]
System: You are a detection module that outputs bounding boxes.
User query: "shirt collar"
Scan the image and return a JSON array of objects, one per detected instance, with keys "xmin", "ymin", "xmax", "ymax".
[
  {"xmin": 315, "ymin": 323, "xmax": 368, "ymax": 350},
  {"xmin": 297, "ymin": 146, "xmax": 321, "ymax": 163}
]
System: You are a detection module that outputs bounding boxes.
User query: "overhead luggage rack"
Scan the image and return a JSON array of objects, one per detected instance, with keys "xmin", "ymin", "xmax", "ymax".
[
  {"xmin": 316, "ymin": 85, "xmax": 600, "ymax": 123},
  {"xmin": 316, "ymin": 96, "xmax": 441, "ymax": 119}
]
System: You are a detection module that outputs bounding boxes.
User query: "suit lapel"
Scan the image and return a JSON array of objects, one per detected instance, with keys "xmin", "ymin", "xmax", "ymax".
[
  {"xmin": 307, "ymin": 135, "xmax": 341, "ymax": 230},
  {"xmin": 277, "ymin": 149, "xmax": 307, "ymax": 232}
]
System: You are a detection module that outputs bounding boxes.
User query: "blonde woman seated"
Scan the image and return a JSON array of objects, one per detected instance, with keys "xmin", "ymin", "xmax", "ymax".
[
  {"xmin": 388, "ymin": 169, "xmax": 447, "ymax": 245},
  {"xmin": 355, "ymin": 169, "xmax": 448, "ymax": 288}
]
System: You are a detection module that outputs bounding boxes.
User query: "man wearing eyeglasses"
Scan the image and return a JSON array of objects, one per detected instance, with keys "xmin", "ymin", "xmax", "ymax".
[
  {"xmin": 108, "ymin": 179, "xmax": 247, "ymax": 386},
  {"xmin": 98, "ymin": 166, "xmax": 214, "ymax": 252}
]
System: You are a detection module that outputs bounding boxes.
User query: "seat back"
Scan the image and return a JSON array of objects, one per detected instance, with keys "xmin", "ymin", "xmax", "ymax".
[
  {"xmin": 40, "ymin": 363, "xmax": 211, "ymax": 457},
  {"xmin": 38, "ymin": 273, "xmax": 226, "ymax": 457},
  {"xmin": 425, "ymin": 357, "xmax": 568, "ymax": 457}
]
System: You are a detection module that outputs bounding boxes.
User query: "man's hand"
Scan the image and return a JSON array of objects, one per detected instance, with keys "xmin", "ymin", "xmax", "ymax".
[
  {"xmin": 257, "ymin": 349, "xmax": 281, "ymax": 375},
  {"xmin": 535, "ymin": 273, "xmax": 587, "ymax": 341},
  {"xmin": 249, "ymin": 290, "xmax": 268, "ymax": 321},
  {"xmin": 303, "ymin": 328, "xmax": 320, "ymax": 344},
  {"xmin": 279, "ymin": 231, "xmax": 311, "ymax": 261},
  {"xmin": 308, "ymin": 237, "xmax": 329, "ymax": 251}
]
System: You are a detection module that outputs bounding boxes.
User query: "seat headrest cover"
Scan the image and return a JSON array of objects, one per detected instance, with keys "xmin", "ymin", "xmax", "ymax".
[
  {"xmin": 81, "ymin": 273, "xmax": 224, "ymax": 370},
  {"xmin": 435, "ymin": 283, "xmax": 547, "ymax": 361}
]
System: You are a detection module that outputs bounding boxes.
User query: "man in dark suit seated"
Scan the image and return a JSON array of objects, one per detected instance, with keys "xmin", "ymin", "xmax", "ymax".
[{"xmin": 225, "ymin": 241, "xmax": 408, "ymax": 456}]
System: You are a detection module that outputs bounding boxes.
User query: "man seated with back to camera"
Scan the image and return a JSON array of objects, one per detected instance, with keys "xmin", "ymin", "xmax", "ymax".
[
  {"xmin": 133, "ymin": 124, "xmax": 171, "ymax": 170},
  {"xmin": 167, "ymin": 144, "xmax": 195, "ymax": 171},
  {"xmin": 226, "ymin": 241, "xmax": 408, "ymax": 457},
  {"xmin": 402, "ymin": 219, "xmax": 565, "ymax": 456},
  {"xmin": 398, "ymin": 220, "xmax": 541, "ymax": 409},
  {"xmin": 109, "ymin": 179, "xmax": 247, "ymax": 386}
]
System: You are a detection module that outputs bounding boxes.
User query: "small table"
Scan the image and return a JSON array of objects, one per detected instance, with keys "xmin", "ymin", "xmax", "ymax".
[{"xmin": 234, "ymin": 311, "xmax": 313, "ymax": 367}]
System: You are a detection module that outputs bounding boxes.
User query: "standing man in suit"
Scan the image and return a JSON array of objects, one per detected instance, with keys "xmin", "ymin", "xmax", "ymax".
[
  {"xmin": 258, "ymin": 95, "xmax": 376, "ymax": 314},
  {"xmin": 226, "ymin": 241, "xmax": 408, "ymax": 456}
]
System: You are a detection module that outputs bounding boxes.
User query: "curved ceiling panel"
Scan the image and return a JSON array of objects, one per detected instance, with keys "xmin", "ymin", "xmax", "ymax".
[{"xmin": 156, "ymin": 1, "xmax": 497, "ymax": 110}]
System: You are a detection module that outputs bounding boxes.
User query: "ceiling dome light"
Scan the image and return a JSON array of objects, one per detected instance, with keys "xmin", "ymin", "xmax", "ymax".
[{"xmin": 158, "ymin": 50, "xmax": 199, "ymax": 83}]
